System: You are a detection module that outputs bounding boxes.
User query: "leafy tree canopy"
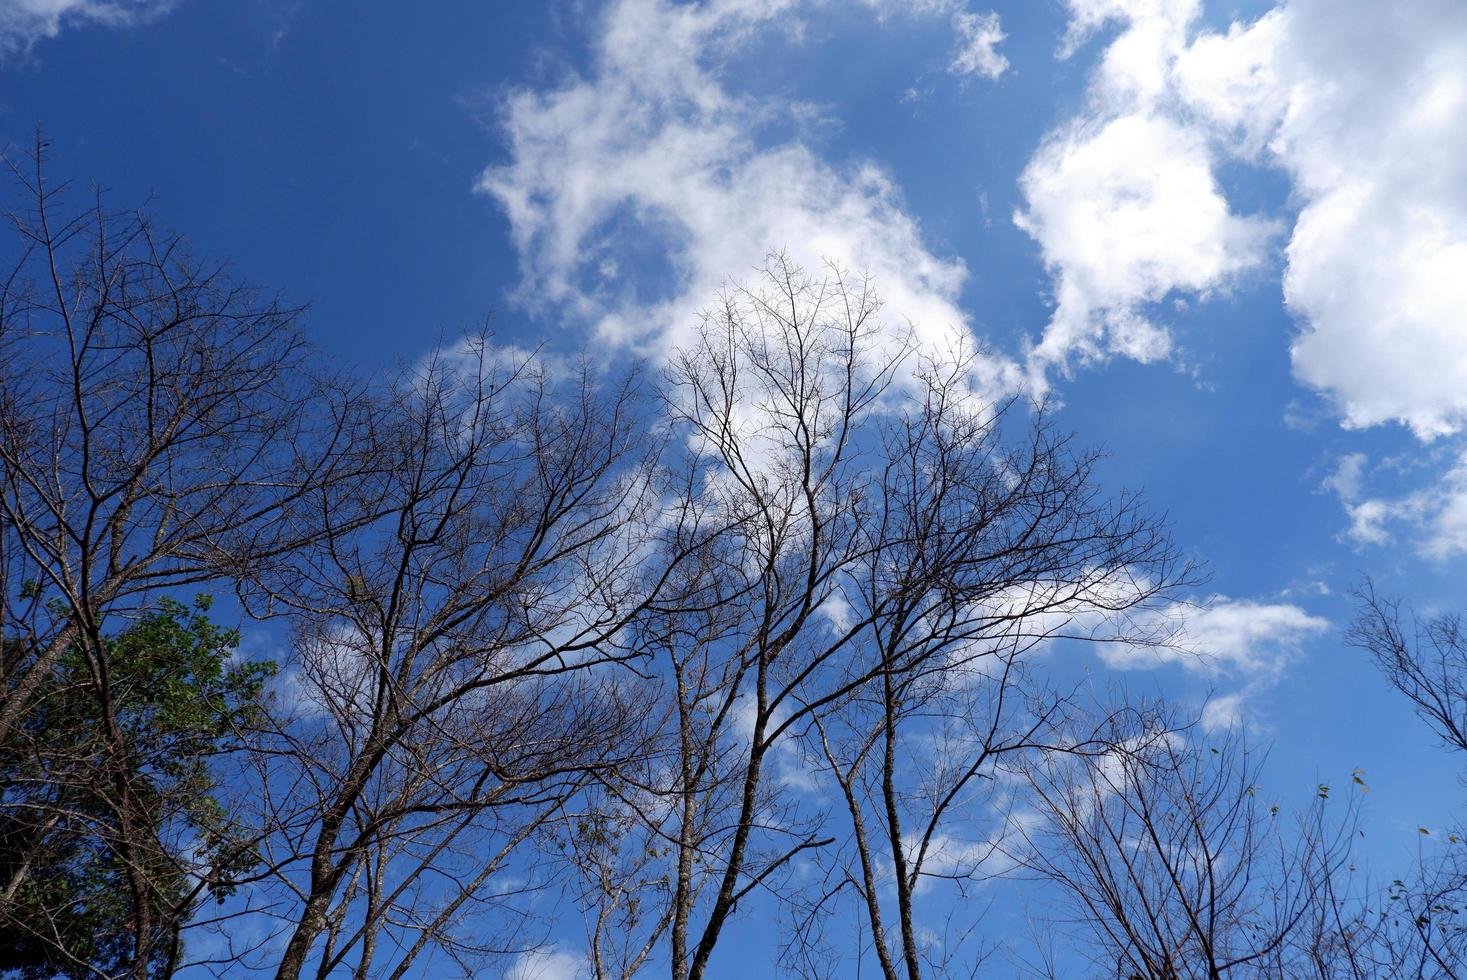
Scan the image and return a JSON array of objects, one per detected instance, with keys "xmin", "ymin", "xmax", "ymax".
[{"xmin": 0, "ymin": 596, "xmax": 275, "ymax": 980}]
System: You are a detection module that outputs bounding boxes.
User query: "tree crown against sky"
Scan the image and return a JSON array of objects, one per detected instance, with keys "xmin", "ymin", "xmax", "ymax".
[
  {"xmin": 4, "ymin": 148, "xmax": 1464, "ymax": 980},
  {"xmin": 0, "ymin": 154, "xmax": 1185, "ymax": 977},
  {"xmin": 0, "ymin": 596, "xmax": 271, "ymax": 980},
  {"xmin": 1, "ymin": 0, "xmax": 1466, "ymax": 976}
]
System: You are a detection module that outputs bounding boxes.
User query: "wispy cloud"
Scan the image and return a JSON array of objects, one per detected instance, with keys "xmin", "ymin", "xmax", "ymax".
[
  {"xmin": 479, "ymin": 0, "xmax": 1020, "ymax": 396},
  {"xmin": 949, "ymin": 10, "xmax": 1008, "ymax": 80},
  {"xmin": 0, "ymin": 0, "xmax": 176, "ymax": 63},
  {"xmin": 1098, "ymin": 596, "xmax": 1329, "ymax": 678},
  {"xmin": 505, "ymin": 948, "xmax": 587, "ymax": 980},
  {"xmin": 1325, "ymin": 450, "xmax": 1467, "ymax": 561}
]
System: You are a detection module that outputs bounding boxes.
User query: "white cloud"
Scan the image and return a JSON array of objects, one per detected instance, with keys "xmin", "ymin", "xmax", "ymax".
[
  {"xmin": 1327, "ymin": 451, "xmax": 1467, "ymax": 561},
  {"xmin": 273, "ymin": 622, "xmax": 379, "ymax": 724},
  {"xmin": 1023, "ymin": 588, "xmax": 1325, "ymax": 731},
  {"xmin": 817, "ymin": 589, "xmax": 855, "ymax": 635},
  {"xmin": 1029, "ymin": 0, "xmax": 1466, "ymax": 441},
  {"xmin": 1343, "ymin": 499, "xmax": 1394, "ymax": 549},
  {"xmin": 1175, "ymin": 0, "xmax": 1467, "ymax": 440},
  {"xmin": 728, "ymin": 693, "xmax": 821, "ymax": 790},
  {"xmin": 505, "ymin": 949, "xmax": 587, "ymax": 980},
  {"xmin": 1320, "ymin": 452, "xmax": 1396, "ymax": 547},
  {"xmin": 1200, "ymin": 691, "xmax": 1244, "ymax": 733},
  {"xmin": 1321, "ymin": 452, "xmax": 1368, "ymax": 505},
  {"xmin": 1422, "ymin": 465, "xmax": 1467, "ymax": 561},
  {"xmin": 1015, "ymin": 0, "xmax": 1277, "ymax": 386},
  {"xmin": 1097, "ymin": 596, "xmax": 1329, "ymax": 678},
  {"xmin": 1058, "ymin": 0, "xmax": 1196, "ymax": 103},
  {"xmin": 966, "ymin": 572, "xmax": 1326, "ymax": 683},
  {"xmin": 1017, "ymin": 111, "xmax": 1275, "ymax": 378},
  {"xmin": 949, "ymin": 10, "xmax": 1008, "ymax": 80},
  {"xmin": 1031, "ymin": 0, "xmax": 1467, "ymax": 564},
  {"xmin": 480, "ymin": 0, "xmax": 1021, "ymax": 397},
  {"xmin": 1171, "ymin": 11, "xmax": 1287, "ymax": 156},
  {"xmin": 908, "ymin": 828, "xmax": 1006, "ymax": 881},
  {"xmin": 0, "ymin": 0, "xmax": 174, "ymax": 61}
]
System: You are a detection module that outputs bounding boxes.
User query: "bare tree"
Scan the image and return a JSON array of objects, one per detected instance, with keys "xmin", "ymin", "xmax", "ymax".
[
  {"xmin": 1350, "ymin": 581, "xmax": 1467, "ymax": 758},
  {"xmin": 794, "ymin": 349, "xmax": 1186, "ymax": 980},
  {"xmin": 1011, "ymin": 705, "xmax": 1353, "ymax": 979},
  {"xmin": 566, "ymin": 254, "xmax": 1186, "ymax": 980},
  {"xmin": 1363, "ymin": 847, "xmax": 1467, "ymax": 978},
  {"xmin": 0, "ymin": 140, "xmax": 369, "ymax": 979},
  {"xmin": 246, "ymin": 341, "xmax": 680, "ymax": 980},
  {"xmin": 1342, "ymin": 581, "xmax": 1467, "ymax": 977},
  {"xmin": 597, "ymin": 255, "xmax": 895, "ymax": 980},
  {"xmin": 1036, "ymin": 581, "xmax": 1467, "ymax": 980},
  {"xmin": 0, "ymin": 139, "xmax": 368, "ymax": 745},
  {"xmin": 14, "ymin": 140, "xmax": 1392, "ymax": 980}
]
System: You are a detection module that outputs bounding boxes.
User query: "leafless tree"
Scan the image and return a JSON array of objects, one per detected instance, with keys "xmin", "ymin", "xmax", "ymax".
[
  {"xmin": 0, "ymin": 138, "xmax": 369, "ymax": 746},
  {"xmin": 0, "ymin": 139, "xmax": 370, "ymax": 978},
  {"xmin": 792, "ymin": 348, "xmax": 1186, "ymax": 980},
  {"xmin": 1023, "ymin": 582, "xmax": 1467, "ymax": 980},
  {"xmin": 1362, "ymin": 847, "xmax": 1467, "ymax": 978},
  {"xmin": 1350, "ymin": 581, "xmax": 1467, "ymax": 759},
  {"xmin": 595, "ymin": 255, "xmax": 896, "ymax": 980},
  {"xmin": 1341, "ymin": 581, "xmax": 1467, "ymax": 976},
  {"xmin": 1010, "ymin": 705, "xmax": 1355, "ymax": 979},
  {"xmin": 14, "ymin": 139, "xmax": 1393, "ymax": 980},
  {"xmin": 566, "ymin": 254, "xmax": 1186, "ymax": 980},
  {"xmin": 244, "ymin": 341, "xmax": 683, "ymax": 980},
  {"xmin": 1278, "ymin": 820, "xmax": 1467, "ymax": 980}
]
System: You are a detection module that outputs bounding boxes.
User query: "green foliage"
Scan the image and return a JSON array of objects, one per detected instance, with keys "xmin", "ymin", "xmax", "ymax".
[{"xmin": 0, "ymin": 597, "xmax": 275, "ymax": 979}]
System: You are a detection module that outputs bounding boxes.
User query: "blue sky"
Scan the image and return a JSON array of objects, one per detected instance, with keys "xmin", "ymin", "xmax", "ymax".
[{"xmin": 5, "ymin": 0, "xmax": 1466, "ymax": 975}]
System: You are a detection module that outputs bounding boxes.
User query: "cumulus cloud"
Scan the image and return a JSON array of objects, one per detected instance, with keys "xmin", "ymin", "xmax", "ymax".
[
  {"xmin": 1030, "ymin": 0, "xmax": 1467, "ymax": 559},
  {"xmin": 480, "ymin": 0, "xmax": 1020, "ymax": 396},
  {"xmin": 1174, "ymin": 0, "xmax": 1467, "ymax": 440},
  {"xmin": 1322, "ymin": 452, "xmax": 1394, "ymax": 548},
  {"xmin": 1013, "ymin": 0, "xmax": 1279, "ymax": 385},
  {"xmin": 0, "ymin": 0, "xmax": 175, "ymax": 62},
  {"xmin": 1017, "ymin": 111, "xmax": 1275, "ymax": 377},
  {"xmin": 1027, "ymin": 0, "xmax": 1466, "ymax": 442}
]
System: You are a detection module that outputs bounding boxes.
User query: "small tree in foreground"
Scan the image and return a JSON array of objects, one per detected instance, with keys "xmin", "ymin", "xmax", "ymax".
[
  {"xmin": 1350, "ymin": 582, "xmax": 1467, "ymax": 758},
  {"xmin": 0, "ymin": 596, "xmax": 272, "ymax": 979},
  {"xmin": 1346, "ymin": 582, "xmax": 1467, "ymax": 976},
  {"xmin": 1011, "ymin": 706, "xmax": 1359, "ymax": 979}
]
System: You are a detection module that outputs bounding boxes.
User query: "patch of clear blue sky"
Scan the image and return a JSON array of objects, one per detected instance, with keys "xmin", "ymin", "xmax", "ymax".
[{"xmin": 4, "ymin": 0, "xmax": 1462, "ymax": 972}]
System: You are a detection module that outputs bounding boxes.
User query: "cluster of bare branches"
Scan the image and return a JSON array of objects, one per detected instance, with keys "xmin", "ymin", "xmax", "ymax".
[
  {"xmin": 0, "ymin": 139, "xmax": 380, "ymax": 979},
  {"xmin": 0, "ymin": 144, "xmax": 675, "ymax": 979},
  {"xmin": 1337, "ymin": 583, "xmax": 1467, "ymax": 977},
  {"xmin": 547, "ymin": 255, "xmax": 1193, "ymax": 980},
  {"xmin": 1007, "ymin": 691, "xmax": 1467, "ymax": 979},
  {"xmin": 982, "ymin": 579, "xmax": 1467, "ymax": 980},
  {"xmin": 8, "ymin": 147, "xmax": 1461, "ymax": 980},
  {"xmin": 1008, "ymin": 704, "xmax": 1353, "ymax": 979}
]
